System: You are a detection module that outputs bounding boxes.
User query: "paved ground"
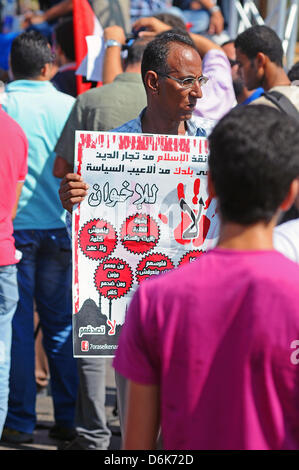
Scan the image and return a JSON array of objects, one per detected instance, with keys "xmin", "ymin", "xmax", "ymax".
[{"xmin": 0, "ymin": 358, "xmax": 122, "ymax": 451}]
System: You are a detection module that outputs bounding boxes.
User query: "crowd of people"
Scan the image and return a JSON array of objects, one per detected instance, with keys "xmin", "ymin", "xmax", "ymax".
[{"xmin": 1, "ymin": 0, "xmax": 299, "ymax": 452}]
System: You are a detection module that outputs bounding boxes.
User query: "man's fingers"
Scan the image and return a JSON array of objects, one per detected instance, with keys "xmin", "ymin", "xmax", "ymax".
[
  {"xmin": 60, "ymin": 173, "xmax": 88, "ymax": 192},
  {"xmin": 59, "ymin": 187, "xmax": 87, "ymax": 199},
  {"xmin": 59, "ymin": 172, "xmax": 88, "ymax": 212},
  {"xmin": 137, "ymin": 31, "xmax": 156, "ymax": 38}
]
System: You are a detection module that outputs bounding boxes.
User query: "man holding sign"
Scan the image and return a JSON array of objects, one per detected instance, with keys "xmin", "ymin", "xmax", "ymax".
[
  {"xmin": 59, "ymin": 30, "xmax": 214, "ymax": 211},
  {"xmin": 59, "ymin": 31, "xmax": 216, "ymax": 437}
]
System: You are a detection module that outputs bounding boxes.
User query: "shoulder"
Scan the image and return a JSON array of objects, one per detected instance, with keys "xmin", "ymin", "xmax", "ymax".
[
  {"xmin": 112, "ymin": 115, "xmax": 141, "ymax": 133},
  {"xmin": 189, "ymin": 114, "xmax": 217, "ymax": 136},
  {"xmin": 252, "ymin": 85, "xmax": 299, "ymax": 110},
  {"xmin": 76, "ymin": 84, "xmax": 107, "ymax": 107},
  {"xmin": 272, "ymin": 85, "xmax": 299, "ymax": 111},
  {"xmin": 140, "ymin": 256, "xmax": 207, "ymax": 302},
  {"xmin": 51, "ymin": 86, "xmax": 75, "ymax": 104}
]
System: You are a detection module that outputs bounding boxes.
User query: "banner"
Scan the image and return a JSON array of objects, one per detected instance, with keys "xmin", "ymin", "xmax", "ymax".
[{"xmin": 72, "ymin": 131, "xmax": 220, "ymax": 357}]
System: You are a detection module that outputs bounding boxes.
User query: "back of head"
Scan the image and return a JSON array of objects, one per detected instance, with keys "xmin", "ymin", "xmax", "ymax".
[
  {"xmin": 141, "ymin": 30, "xmax": 197, "ymax": 84},
  {"xmin": 10, "ymin": 30, "xmax": 54, "ymax": 80},
  {"xmin": 125, "ymin": 36, "xmax": 152, "ymax": 67},
  {"xmin": 235, "ymin": 25, "xmax": 283, "ymax": 67},
  {"xmin": 208, "ymin": 105, "xmax": 299, "ymax": 225},
  {"xmin": 54, "ymin": 18, "xmax": 75, "ymax": 62}
]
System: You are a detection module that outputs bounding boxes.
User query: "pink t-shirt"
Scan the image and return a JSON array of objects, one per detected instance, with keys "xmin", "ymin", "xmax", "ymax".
[
  {"xmin": 0, "ymin": 107, "xmax": 28, "ymax": 266},
  {"xmin": 113, "ymin": 248, "xmax": 299, "ymax": 450}
]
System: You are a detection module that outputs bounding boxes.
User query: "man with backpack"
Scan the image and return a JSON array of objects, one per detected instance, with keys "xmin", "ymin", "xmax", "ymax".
[{"xmin": 235, "ymin": 25, "xmax": 299, "ymax": 118}]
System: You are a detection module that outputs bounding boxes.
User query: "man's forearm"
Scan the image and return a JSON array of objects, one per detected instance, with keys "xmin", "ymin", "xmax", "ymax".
[
  {"xmin": 190, "ymin": 32, "xmax": 221, "ymax": 56},
  {"xmin": 43, "ymin": 0, "xmax": 73, "ymax": 22},
  {"xmin": 123, "ymin": 381, "xmax": 160, "ymax": 450},
  {"xmin": 102, "ymin": 45, "xmax": 123, "ymax": 84}
]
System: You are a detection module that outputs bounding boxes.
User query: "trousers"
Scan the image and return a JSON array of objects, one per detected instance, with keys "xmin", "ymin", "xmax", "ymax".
[
  {"xmin": 75, "ymin": 358, "xmax": 111, "ymax": 449},
  {"xmin": 0, "ymin": 264, "xmax": 18, "ymax": 437},
  {"xmin": 5, "ymin": 229, "xmax": 78, "ymax": 434}
]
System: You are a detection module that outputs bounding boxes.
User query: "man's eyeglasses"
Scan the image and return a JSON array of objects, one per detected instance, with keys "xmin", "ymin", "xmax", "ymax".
[{"xmin": 158, "ymin": 73, "xmax": 209, "ymax": 88}]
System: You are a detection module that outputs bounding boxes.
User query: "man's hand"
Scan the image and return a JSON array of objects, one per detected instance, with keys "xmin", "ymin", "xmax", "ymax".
[
  {"xmin": 208, "ymin": 9, "xmax": 224, "ymax": 35},
  {"xmin": 104, "ymin": 25, "xmax": 126, "ymax": 45},
  {"xmin": 59, "ymin": 173, "xmax": 89, "ymax": 213},
  {"xmin": 132, "ymin": 17, "xmax": 171, "ymax": 38}
]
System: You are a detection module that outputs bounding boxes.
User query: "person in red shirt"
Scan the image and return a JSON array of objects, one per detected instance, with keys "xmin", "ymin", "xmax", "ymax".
[{"xmin": 0, "ymin": 106, "xmax": 28, "ymax": 439}]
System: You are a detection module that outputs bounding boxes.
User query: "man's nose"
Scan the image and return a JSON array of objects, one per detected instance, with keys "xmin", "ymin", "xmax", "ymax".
[{"xmin": 190, "ymin": 80, "xmax": 203, "ymax": 99}]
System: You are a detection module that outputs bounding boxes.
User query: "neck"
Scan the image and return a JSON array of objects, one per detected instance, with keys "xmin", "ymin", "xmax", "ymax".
[
  {"xmin": 263, "ymin": 65, "xmax": 290, "ymax": 90},
  {"xmin": 237, "ymin": 88, "xmax": 253, "ymax": 104},
  {"xmin": 216, "ymin": 219, "xmax": 277, "ymax": 251},
  {"xmin": 124, "ymin": 63, "xmax": 141, "ymax": 74},
  {"xmin": 142, "ymin": 106, "xmax": 186, "ymax": 135}
]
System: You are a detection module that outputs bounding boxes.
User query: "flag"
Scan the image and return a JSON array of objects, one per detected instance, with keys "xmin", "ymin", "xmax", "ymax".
[{"xmin": 73, "ymin": 0, "xmax": 103, "ymax": 95}]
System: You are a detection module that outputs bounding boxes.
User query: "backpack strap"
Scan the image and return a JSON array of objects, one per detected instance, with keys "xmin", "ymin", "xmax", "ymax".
[{"xmin": 263, "ymin": 90, "xmax": 299, "ymax": 123}]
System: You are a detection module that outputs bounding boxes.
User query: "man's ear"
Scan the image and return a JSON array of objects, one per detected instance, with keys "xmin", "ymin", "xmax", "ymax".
[
  {"xmin": 144, "ymin": 70, "xmax": 159, "ymax": 94},
  {"xmin": 207, "ymin": 171, "xmax": 216, "ymax": 199},
  {"xmin": 280, "ymin": 178, "xmax": 299, "ymax": 211},
  {"xmin": 255, "ymin": 52, "xmax": 267, "ymax": 69},
  {"xmin": 40, "ymin": 62, "xmax": 52, "ymax": 80}
]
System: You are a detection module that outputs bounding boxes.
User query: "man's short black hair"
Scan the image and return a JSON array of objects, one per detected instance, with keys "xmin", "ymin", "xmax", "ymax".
[
  {"xmin": 141, "ymin": 30, "xmax": 198, "ymax": 84},
  {"xmin": 125, "ymin": 37, "xmax": 151, "ymax": 66},
  {"xmin": 54, "ymin": 18, "xmax": 75, "ymax": 62},
  {"xmin": 10, "ymin": 30, "xmax": 54, "ymax": 80},
  {"xmin": 208, "ymin": 105, "xmax": 299, "ymax": 225},
  {"xmin": 235, "ymin": 25, "xmax": 283, "ymax": 67}
]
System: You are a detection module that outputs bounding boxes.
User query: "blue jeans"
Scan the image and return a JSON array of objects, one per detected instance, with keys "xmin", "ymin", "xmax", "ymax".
[
  {"xmin": 5, "ymin": 229, "xmax": 78, "ymax": 434},
  {"xmin": 0, "ymin": 264, "xmax": 18, "ymax": 438}
]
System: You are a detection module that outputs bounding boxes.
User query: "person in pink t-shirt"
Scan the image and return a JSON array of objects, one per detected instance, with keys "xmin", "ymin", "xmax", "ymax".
[
  {"xmin": 0, "ymin": 107, "xmax": 28, "ymax": 438},
  {"xmin": 113, "ymin": 104, "xmax": 299, "ymax": 450}
]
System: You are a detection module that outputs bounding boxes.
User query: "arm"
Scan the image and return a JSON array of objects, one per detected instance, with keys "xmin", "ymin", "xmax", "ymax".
[
  {"xmin": 58, "ymin": 173, "xmax": 88, "ymax": 213},
  {"xmin": 102, "ymin": 26, "xmax": 126, "ymax": 85},
  {"xmin": 54, "ymin": 99, "xmax": 83, "ymax": 178},
  {"xmin": 24, "ymin": 0, "xmax": 73, "ymax": 25},
  {"xmin": 12, "ymin": 181, "xmax": 24, "ymax": 219},
  {"xmin": 189, "ymin": 31, "xmax": 222, "ymax": 56},
  {"xmin": 191, "ymin": 0, "xmax": 224, "ymax": 35},
  {"xmin": 132, "ymin": 16, "xmax": 221, "ymax": 57},
  {"xmin": 123, "ymin": 381, "xmax": 160, "ymax": 450}
]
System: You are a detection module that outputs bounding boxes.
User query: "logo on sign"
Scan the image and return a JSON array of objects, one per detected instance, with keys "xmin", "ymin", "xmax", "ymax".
[{"xmin": 81, "ymin": 341, "xmax": 89, "ymax": 351}]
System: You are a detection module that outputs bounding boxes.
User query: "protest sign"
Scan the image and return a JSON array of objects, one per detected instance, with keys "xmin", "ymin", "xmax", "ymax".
[{"xmin": 72, "ymin": 131, "xmax": 220, "ymax": 357}]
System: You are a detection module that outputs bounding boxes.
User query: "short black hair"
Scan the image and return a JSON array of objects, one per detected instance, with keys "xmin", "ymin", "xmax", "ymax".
[
  {"xmin": 10, "ymin": 30, "xmax": 54, "ymax": 79},
  {"xmin": 208, "ymin": 105, "xmax": 299, "ymax": 225},
  {"xmin": 126, "ymin": 37, "xmax": 151, "ymax": 66},
  {"xmin": 141, "ymin": 30, "xmax": 198, "ymax": 84},
  {"xmin": 288, "ymin": 61, "xmax": 299, "ymax": 82},
  {"xmin": 54, "ymin": 18, "xmax": 75, "ymax": 62},
  {"xmin": 235, "ymin": 25, "xmax": 283, "ymax": 67}
]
